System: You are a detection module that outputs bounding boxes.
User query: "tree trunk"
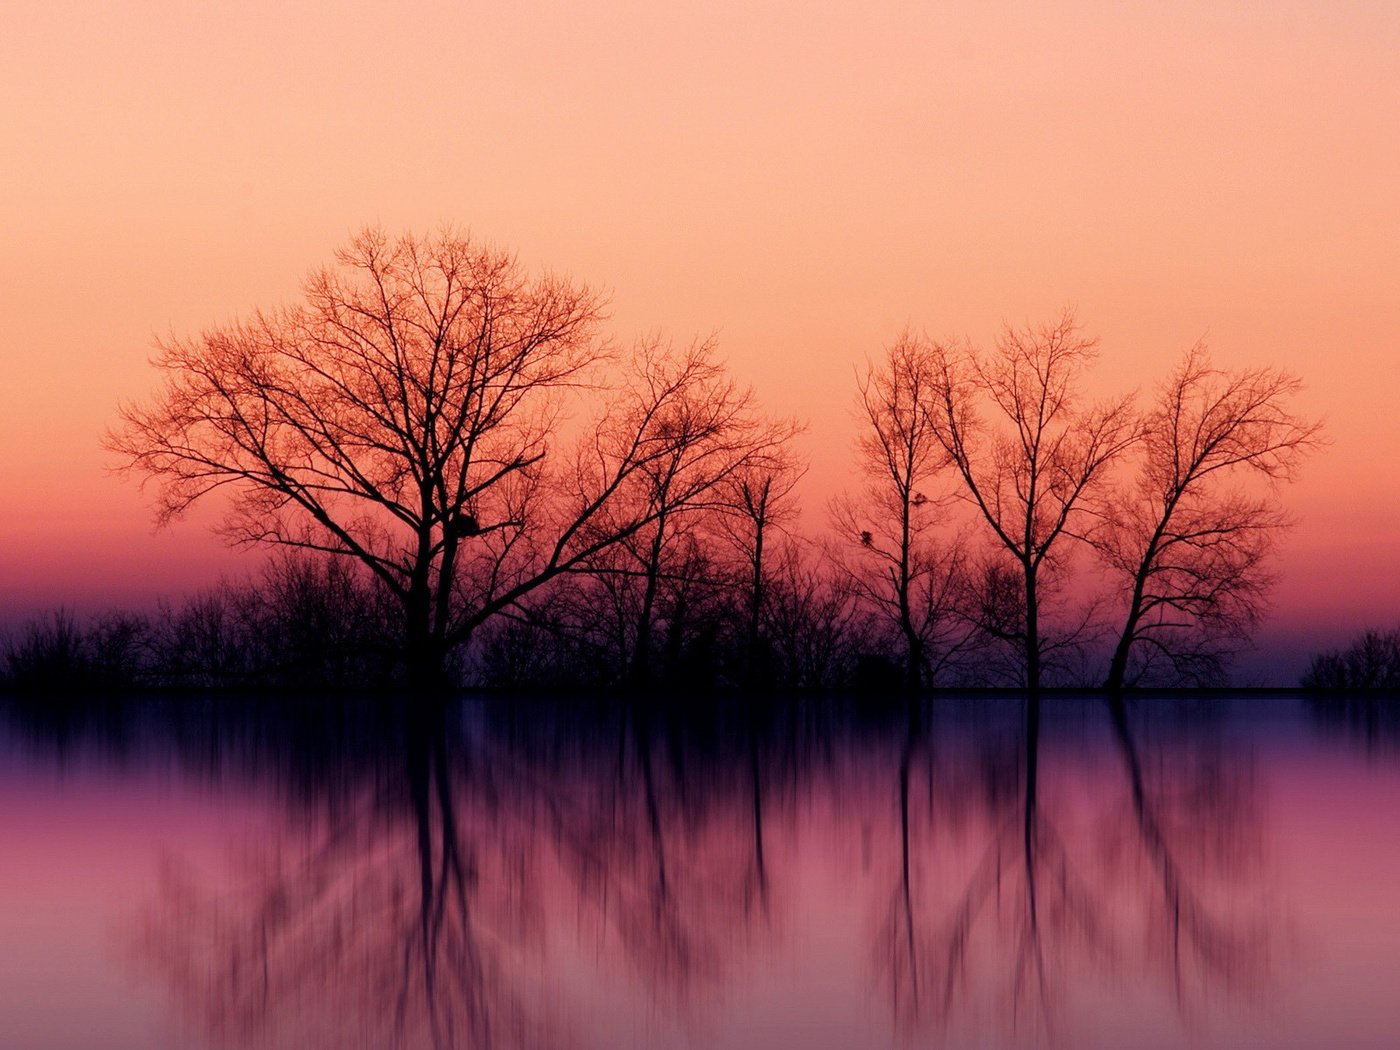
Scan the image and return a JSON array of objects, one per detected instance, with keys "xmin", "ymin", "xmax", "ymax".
[
  {"xmin": 745, "ymin": 520, "xmax": 766, "ymax": 692},
  {"xmin": 1105, "ymin": 630, "xmax": 1134, "ymax": 700},
  {"xmin": 404, "ymin": 585, "xmax": 447, "ymax": 695},
  {"xmin": 630, "ymin": 523, "xmax": 666, "ymax": 690},
  {"xmin": 1024, "ymin": 564, "xmax": 1041, "ymax": 697},
  {"xmin": 1105, "ymin": 546, "xmax": 1153, "ymax": 697}
]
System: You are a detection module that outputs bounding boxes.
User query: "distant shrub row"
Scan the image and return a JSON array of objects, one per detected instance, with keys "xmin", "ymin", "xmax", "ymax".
[
  {"xmin": 0, "ymin": 550, "xmax": 1010, "ymax": 695},
  {"xmin": 1301, "ymin": 628, "xmax": 1400, "ymax": 691},
  {"xmin": 1, "ymin": 556, "xmax": 395, "ymax": 692},
  {"xmin": 10, "ymin": 553, "xmax": 1394, "ymax": 696}
]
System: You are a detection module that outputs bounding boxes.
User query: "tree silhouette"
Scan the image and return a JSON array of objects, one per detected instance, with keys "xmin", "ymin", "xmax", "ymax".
[
  {"xmin": 1098, "ymin": 345, "xmax": 1319, "ymax": 692},
  {"xmin": 1303, "ymin": 626, "xmax": 1400, "ymax": 691},
  {"xmin": 718, "ymin": 451, "xmax": 806, "ymax": 690},
  {"xmin": 832, "ymin": 335, "xmax": 970, "ymax": 693},
  {"xmin": 761, "ymin": 545, "xmax": 867, "ymax": 689},
  {"xmin": 555, "ymin": 339, "xmax": 797, "ymax": 688},
  {"xmin": 924, "ymin": 313, "xmax": 1139, "ymax": 695},
  {"xmin": 110, "ymin": 231, "xmax": 780, "ymax": 687}
]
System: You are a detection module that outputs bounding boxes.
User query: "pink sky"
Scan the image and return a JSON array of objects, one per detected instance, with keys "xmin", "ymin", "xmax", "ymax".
[{"xmin": 3, "ymin": 1, "xmax": 1399, "ymax": 676}]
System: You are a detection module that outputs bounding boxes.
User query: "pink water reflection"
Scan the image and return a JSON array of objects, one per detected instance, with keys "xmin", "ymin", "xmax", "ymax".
[{"xmin": 2, "ymin": 698, "xmax": 1399, "ymax": 1049}]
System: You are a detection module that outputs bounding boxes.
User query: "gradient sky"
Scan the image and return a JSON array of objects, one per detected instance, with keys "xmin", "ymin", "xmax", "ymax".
[{"xmin": 3, "ymin": 0, "xmax": 1399, "ymax": 679}]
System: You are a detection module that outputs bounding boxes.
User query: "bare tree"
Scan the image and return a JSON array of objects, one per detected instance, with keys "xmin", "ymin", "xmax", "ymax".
[
  {"xmin": 110, "ymin": 230, "xmax": 777, "ymax": 687},
  {"xmin": 1097, "ymin": 345, "xmax": 1319, "ymax": 694},
  {"xmin": 717, "ymin": 449, "xmax": 806, "ymax": 689},
  {"xmin": 925, "ymin": 313, "xmax": 1139, "ymax": 694},
  {"xmin": 833, "ymin": 335, "xmax": 968, "ymax": 692},
  {"xmin": 763, "ymin": 544, "xmax": 867, "ymax": 689},
  {"xmin": 563, "ymin": 339, "xmax": 797, "ymax": 688}
]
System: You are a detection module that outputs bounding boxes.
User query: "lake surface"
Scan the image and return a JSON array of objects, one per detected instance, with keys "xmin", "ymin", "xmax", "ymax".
[{"xmin": 2, "ymin": 692, "xmax": 1399, "ymax": 1050}]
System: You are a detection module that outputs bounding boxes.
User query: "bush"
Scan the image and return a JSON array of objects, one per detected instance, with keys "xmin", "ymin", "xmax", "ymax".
[
  {"xmin": 2, "ymin": 609, "xmax": 153, "ymax": 691},
  {"xmin": 1302, "ymin": 628, "xmax": 1400, "ymax": 690}
]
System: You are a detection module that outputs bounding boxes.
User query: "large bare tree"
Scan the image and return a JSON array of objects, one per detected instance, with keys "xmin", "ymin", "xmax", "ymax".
[
  {"xmin": 1097, "ymin": 345, "xmax": 1319, "ymax": 693},
  {"xmin": 925, "ymin": 313, "xmax": 1139, "ymax": 694},
  {"xmin": 110, "ymin": 229, "xmax": 780, "ymax": 687},
  {"xmin": 832, "ymin": 334, "xmax": 968, "ymax": 692}
]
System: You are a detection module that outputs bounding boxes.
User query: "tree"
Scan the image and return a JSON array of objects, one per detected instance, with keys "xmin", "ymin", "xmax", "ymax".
[
  {"xmin": 1302, "ymin": 627, "xmax": 1400, "ymax": 691},
  {"xmin": 1097, "ymin": 346, "xmax": 1319, "ymax": 693},
  {"xmin": 110, "ymin": 229, "xmax": 779, "ymax": 688},
  {"xmin": 832, "ymin": 334, "xmax": 968, "ymax": 692},
  {"xmin": 3, "ymin": 609, "xmax": 103, "ymax": 691},
  {"xmin": 925, "ymin": 312, "xmax": 1139, "ymax": 695},
  {"xmin": 717, "ymin": 449, "xmax": 806, "ymax": 689},
  {"xmin": 763, "ymin": 545, "xmax": 867, "ymax": 689},
  {"xmin": 555, "ymin": 339, "xmax": 798, "ymax": 689}
]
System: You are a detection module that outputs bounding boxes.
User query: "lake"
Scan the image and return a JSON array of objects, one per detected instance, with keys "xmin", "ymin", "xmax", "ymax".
[{"xmin": 2, "ymin": 692, "xmax": 1398, "ymax": 1049}]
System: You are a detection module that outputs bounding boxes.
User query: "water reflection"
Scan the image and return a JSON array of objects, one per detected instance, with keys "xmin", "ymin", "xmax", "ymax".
[
  {"xmin": 874, "ymin": 702, "xmax": 1274, "ymax": 1046},
  {"xmin": 1, "ymin": 693, "xmax": 1296, "ymax": 1049},
  {"xmin": 1307, "ymin": 691, "xmax": 1400, "ymax": 755},
  {"xmin": 135, "ymin": 699, "xmax": 567, "ymax": 1050}
]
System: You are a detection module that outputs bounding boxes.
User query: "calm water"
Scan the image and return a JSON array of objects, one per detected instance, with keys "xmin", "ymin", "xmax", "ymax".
[{"xmin": 2, "ymin": 692, "xmax": 1399, "ymax": 1050}]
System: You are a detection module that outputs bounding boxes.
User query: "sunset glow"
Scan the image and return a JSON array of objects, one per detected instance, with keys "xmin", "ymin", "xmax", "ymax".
[{"xmin": 4, "ymin": 1, "xmax": 1399, "ymax": 678}]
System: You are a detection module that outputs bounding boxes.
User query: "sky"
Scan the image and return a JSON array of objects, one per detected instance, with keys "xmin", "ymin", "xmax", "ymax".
[{"xmin": 3, "ymin": 0, "xmax": 1399, "ymax": 681}]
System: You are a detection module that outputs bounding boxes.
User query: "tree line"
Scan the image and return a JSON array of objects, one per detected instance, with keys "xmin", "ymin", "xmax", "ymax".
[{"xmin": 7, "ymin": 228, "xmax": 1326, "ymax": 696}]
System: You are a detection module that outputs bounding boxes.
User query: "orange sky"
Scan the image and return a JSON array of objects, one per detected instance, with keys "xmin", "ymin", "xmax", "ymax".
[{"xmin": 3, "ymin": 0, "xmax": 1399, "ymax": 678}]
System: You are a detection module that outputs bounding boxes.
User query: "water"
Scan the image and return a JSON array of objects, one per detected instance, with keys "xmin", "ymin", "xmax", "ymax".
[{"xmin": 1, "ymin": 692, "xmax": 1398, "ymax": 1050}]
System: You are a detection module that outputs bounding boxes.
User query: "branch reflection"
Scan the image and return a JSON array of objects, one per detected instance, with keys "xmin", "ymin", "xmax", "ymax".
[
  {"xmin": 139, "ymin": 697, "xmax": 571, "ymax": 1050},
  {"xmin": 874, "ymin": 699, "xmax": 1277, "ymax": 1044},
  {"xmin": 0, "ymin": 692, "xmax": 1287, "ymax": 1049},
  {"xmin": 132, "ymin": 696, "xmax": 784, "ymax": 1049}
]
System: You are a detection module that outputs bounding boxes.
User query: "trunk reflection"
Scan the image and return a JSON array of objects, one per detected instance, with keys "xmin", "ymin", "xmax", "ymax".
[{"xmin": 1, "ymin": 693, "xmax": 1289, "ymax": 1049}]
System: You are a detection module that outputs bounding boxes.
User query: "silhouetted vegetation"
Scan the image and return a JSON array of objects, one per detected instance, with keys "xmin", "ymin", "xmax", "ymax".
[
  {"xmin": 1301, "ymin": 627, "xmax": 1400, "ymax": 691},
  {"xmin": 107, "ymin": 230, "xmax": 795, "ymax": 689},
  {"xmin": 1299, "ymin": 629, "xmax": 1400, "ymax": 755},
  {"xmin": 1099, "ymin": 346, "xmax": 1319, "ymax": 694},
  {"xmin": 3, "ymin": 609, "xmax": 136, "ymax": 692},
  {"xmin": 830, "ymin": 335, "xmax": 973, "ymax": 692},
  {"xmin": 920, "ymin": 312, "xmax": 1141, "ymax": 698},
  {"xmin": 0, "ymin": 231, "xmax": 1323, "ymax": 697},
  {"xmin": 3, "ymin": 555, "xmax": 394, "ymax": 693}
]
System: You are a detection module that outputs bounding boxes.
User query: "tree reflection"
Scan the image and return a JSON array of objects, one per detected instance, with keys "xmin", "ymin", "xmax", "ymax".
[
  {"xmin": 131, "ymin": 697, "xmax": 784, "ymax": 1048},
  {"xmin": 0, "ymin": 692, "xmax": 1289, "ymax": 1048},
  {"xmin": 875, "ymin": 699, "xmax": 1276, "ymax": 1044},
  {"xmin": 549, "ymin": 703, "xmax": 784, "ymax": 1009},
  {"xmin": 1105, "ymin": 700, "xmax": 1272, "ymax": 1011},
  {"xmin": 139, "ymin": 697, "xmax": 568, "ymax": 1050},
  {"xmin": 1307, "ymin": 691, "xmax": 1400, "ymax": 755}
]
